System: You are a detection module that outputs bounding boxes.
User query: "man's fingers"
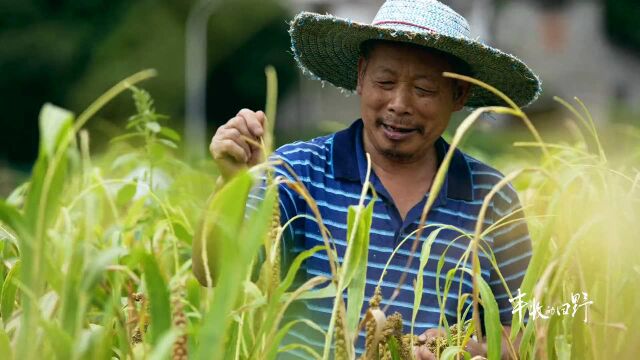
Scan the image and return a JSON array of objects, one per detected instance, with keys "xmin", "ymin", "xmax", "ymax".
[
  {"xmin": 237, "ymin": 109, "xmax": 265, "ymax": 138},
  {"xmin": 228, "ymin": 115, "xmax": 254, "ymax": 140},
  {"xmin": 213, "ymin": 138, "xmax": 248, "ymax": 163},
  {"xmin": 222, "ymin": 127, "xmax": 253, "ymax": 157},
  {"xmin": 421, "ymin": 328, "xmax": 446, "ymax": 340},
  {"xmin": 413, "ymin": 345, "xmax": 436, "ymax": 360},
  {"xmin": 208, "ymin": 108, "xmax": 266, "ymax": 180}
]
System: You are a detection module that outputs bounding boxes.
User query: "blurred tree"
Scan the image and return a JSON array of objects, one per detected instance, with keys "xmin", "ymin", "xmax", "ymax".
[
  {"xmin": 204, "ymin": 0, "xmax": 298, "ymax": 130},
  {"xmin": 0, "ymin": 0, "xmax": 297, "ymax": 165},
  {"xmin": 532, "ymin": 0, "xmax": 569, "ymax": 10},
  {"xmin": 605, "ymin": 0, "xmax": 640, "ymax": 54},
  {"xmin": 0, "ymin": 0, "xmax": 131, "ymax": 166}
]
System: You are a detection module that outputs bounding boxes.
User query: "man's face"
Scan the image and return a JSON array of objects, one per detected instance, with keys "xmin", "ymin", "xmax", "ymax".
[{"xmin": 356, "ymin": 41, "xmax": 469, "ymax": 163}]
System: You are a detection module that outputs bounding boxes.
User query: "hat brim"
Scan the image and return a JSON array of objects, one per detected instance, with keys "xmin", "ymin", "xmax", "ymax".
[{"xmin": 289, "ymin": 12, "xmax": 542, "ymax": 108}]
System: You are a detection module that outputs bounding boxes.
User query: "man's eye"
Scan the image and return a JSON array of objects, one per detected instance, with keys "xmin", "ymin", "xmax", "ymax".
[
  {"xmin": 416, "ymin": 87, "xmax": 435, "ymax": 95},
  {"xmin": 376, "ymin": 81, "xmax": 394, "ymax": 87}
]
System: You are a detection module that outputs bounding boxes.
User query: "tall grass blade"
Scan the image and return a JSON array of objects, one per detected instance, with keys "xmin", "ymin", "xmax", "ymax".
[
  {"xmin": 195, "ymin": 179, "xmax": 276, "ymax": 359},
  {"xmin": 16, "ymin": 103, "xmax": 74, "ymax": 360},
  {"xmin": 263, "ymin": 66, "xmax": 278, "ymax": 156}
]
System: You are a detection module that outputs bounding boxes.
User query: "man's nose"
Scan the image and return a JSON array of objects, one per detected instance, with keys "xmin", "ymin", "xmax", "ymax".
[{"xmin": 387, "ymin": 86, "xmax": 412, "ymax": 115}]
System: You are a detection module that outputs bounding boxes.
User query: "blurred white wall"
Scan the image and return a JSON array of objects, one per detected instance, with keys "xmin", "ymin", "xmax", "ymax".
[{"xmin": 494, "ymin": 1, "xmax": 640, "ymax": 122}]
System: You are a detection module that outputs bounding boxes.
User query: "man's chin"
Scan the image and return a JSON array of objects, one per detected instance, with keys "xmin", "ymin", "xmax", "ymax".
[{"xmin": 380, "ymin": 147, "xmax": 415, "ymax": 162}]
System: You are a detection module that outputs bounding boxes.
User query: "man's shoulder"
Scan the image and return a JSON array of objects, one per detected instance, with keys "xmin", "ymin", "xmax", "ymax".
[
  {"xmin": 272, "ymin": 133, "xmax": 335, "ymax": 180},
  {"xmin": 274, "ymin": 133, "xmax": 333, "ymax": 161},
  {"xmin": 458, "ymin": 150, "xmax": 520, "ymax": 206},
  {"xmin": 461, "ymin": 151, "xmax": 505, "ymax": 184}
]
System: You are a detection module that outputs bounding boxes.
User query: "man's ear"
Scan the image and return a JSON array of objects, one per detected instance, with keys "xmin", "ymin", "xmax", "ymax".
[
  {"xmin": 452, "ymin": 80, "xmax": 471, "ymax": 111},
  {"xmin": 356, "ymin": 57, "xmax": 366, "ymax": 95}
]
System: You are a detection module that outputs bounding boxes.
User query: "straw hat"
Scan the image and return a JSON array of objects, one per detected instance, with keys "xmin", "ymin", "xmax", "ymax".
[{"xmin": 289, "ymin": 0, "xmax": 542, "ymax": 108}]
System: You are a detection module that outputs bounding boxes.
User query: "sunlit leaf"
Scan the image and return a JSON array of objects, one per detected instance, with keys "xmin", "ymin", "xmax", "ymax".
[
  {"xmin": 345, "ymin": 200, "xmax": 374, "ymax": 334},
  {"xmin": 146, "ymin": 121, "xmax": 161, "ymax": 133},
  {"xmin": 116, "ymin": 182, "xmax": 137, "ymax": 206}
]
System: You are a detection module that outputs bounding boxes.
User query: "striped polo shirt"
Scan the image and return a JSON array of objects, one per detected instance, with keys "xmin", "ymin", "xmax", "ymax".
[{"xmin": 249, "ymin": 119, "xmax": 531, "ymax": 357}]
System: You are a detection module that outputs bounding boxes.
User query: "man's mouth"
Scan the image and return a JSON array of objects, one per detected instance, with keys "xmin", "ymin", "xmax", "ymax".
[
  {"xmin": 381, "ymin": 123, "xmax": 417, "ymax": 133},
  {"xmin": 379, "ymin": 121, "xmax": 420, "ymax": 141}
]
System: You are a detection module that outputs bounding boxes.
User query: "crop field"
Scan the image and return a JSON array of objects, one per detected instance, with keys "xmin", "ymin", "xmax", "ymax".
[{"xmin": 0, "ymin": 68, "xmax": 638, "ymax": 360}]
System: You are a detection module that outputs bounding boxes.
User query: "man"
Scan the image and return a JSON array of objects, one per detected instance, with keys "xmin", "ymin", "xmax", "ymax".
[{"xmin": 207, "ymin": 0, "xmax": 539, "ymax": 358}]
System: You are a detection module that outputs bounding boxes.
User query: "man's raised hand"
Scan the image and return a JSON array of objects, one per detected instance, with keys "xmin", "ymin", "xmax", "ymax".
[{"xmin": 209, "ymin": 109, "xmax": 266, "ymax": 181}]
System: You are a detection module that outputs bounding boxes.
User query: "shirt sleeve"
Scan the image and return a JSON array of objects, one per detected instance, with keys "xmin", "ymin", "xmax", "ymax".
[{"xmin": 487, "ymin": 183, "xmax": 532, "ymax": 325}]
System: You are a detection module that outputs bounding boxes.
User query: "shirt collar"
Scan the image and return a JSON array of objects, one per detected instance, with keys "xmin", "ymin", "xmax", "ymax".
[{"xmin": 331, "ymin": 119, "xmax": 473, "ymax": 202}]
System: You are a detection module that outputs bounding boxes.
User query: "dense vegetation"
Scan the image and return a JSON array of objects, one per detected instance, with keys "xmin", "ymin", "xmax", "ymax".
[{"xmin": 0, "ymin": 69, "xmax": 638, "ymax": 359}]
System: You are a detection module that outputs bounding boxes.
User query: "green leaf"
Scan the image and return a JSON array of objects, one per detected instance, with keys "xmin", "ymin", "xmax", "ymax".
[
  {"xmin": 195, "ymin": 180, "xmax": 276, "ymax": 360},
  {"xmin": 24, "ymin": 102, "xmax": 74, "ymax": 231},
  {"xmin": 18, "ymin": 103, "xmax": 73, "ymax": 360},
  {"xmin": 386, "ymin": 336, "xmax": 402, "ymax": 360},
  {"xmin": 461, "ymin": 268, "xmax": 501, "ymax": 360},
  {"xmin": 278, "ymin": 343, "xmax": 322, "ymax": 360},
  {"xmin": 116, "ymin": 183, "xmax": 137, "ymax": 206},
  {"xmin": 145, "ymin": 121, "xmax": 161, "ymax": 133},
  {"xmin": 1, "ymin": 260, "xmax": 21, "ymax": 321},
  {"xmin": 141, "ymin": 251, "xmax": 172, "ymax": 346},
  {"xmin": 191, "ymin": 171, "xmax": 254, "ymax": 287},
  {"xmin": 110, "ymin": 133, "xmax": 144, "ymax": 144},
  {"xmin": 38, "ymin": 103, "xmax": 75, "ymax": 158},
  {"xmin": 157, "ymin": 138, "xmax": 178, "ymax": 149},
  {"xmin": 185, "ymin": 277, "xmax": 201, "ymax": 314},
  {"xmin": 110, "ymin": 152, "xmax": 140, "ymax": 170},
  {"xmin": 294, "ymin": 282, "xmax": 337, "ymax": 300},
  {"xmin": 6, "ymin": 182, "xmax": 28, "ymax": 208},
  {"xmin": 172, "ymin": 221, "xmax": 192, "ymax": 244},
  {"xmin": 0, "ymin": 199, "xmax": 29, "ymax": 244},
  {"xmin": 267, "ymin": 319, "xmax": 325, "ymax": 360},
  {"xmin": 412, "ymin": 228, "xmax": 444, "ymax": 337},
  {"xmin": 345, "ymin": 200, "xmax": 374, "ymax": 334},
  {"xmin": 519, "ymin": 319, "xmax": 535, "ymax": 356},
  {"xmin": 341, "ymin": 205, "xmax": 364, "ymax": 289},
  {"xmin": 278, "ymin": 245, "xmax": 327, "ymax": 294},
  {"xmin": 441, "ymin": 346, "xmax": 470, "ymax": 360},
  {"xmin": 159, "ymin": 126, "xmax": 181, "ymax": 142}
]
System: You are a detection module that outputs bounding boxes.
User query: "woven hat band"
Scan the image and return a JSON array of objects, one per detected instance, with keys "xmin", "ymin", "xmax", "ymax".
[
  {"xmin": 372, "ymin": 0, "xmax": 471, "ymax": 39},
  {"xmin": 371, "ymin": 20, "xmax": 437, "ymax": 34}
]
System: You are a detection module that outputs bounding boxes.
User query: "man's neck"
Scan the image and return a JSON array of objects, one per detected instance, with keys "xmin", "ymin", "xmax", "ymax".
[
  {"xmin": 363, "ymin": 136, "xmax": 438, "ymax": 184},
  {"xmin": 362, "ymin": 134, "xmax": 439, "ymax": 219}
]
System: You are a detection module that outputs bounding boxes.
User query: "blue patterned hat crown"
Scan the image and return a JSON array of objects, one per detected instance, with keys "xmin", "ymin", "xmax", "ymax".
[{"xmin": 372, "ymin": 0, "xmax": 470, "ymax": 39}]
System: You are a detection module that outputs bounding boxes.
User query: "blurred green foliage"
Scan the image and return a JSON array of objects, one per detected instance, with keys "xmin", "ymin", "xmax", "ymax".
[
  {"xmin": 0, "ymin": 0, "xmax": 297, "ymax": 166},
  {"xmin": 0, "ymin": 0, "xmax": 130, "ymax": 165},
  {"xmin": 605, "ymin": 0, "xmax": 640, "ymax": 53}
]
